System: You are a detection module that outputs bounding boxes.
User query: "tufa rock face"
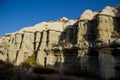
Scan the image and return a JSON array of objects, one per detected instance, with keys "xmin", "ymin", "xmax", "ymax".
[{"xmin": 0, "ymin": 5, "xmax": 120, "ymax": 79}]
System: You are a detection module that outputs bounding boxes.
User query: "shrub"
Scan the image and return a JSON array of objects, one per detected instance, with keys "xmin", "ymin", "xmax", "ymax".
[{"xmin": 25, "ymin": 54, "xmax": 36, "ymax": 67}]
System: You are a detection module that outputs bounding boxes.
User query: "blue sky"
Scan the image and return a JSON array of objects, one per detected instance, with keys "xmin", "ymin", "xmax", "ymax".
[{"xmin": 0, "ymin": 0, "xmax": 120, "ymax": 36}]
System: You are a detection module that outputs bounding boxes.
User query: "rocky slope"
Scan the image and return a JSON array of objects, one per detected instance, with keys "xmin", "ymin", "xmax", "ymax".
[{"xmin": 0, "ymin": 5, "xmax": 120, "ymax": 79}]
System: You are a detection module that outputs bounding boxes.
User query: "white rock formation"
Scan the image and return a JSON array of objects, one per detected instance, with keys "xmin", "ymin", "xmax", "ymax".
[{"xmin": 0, "ymin": 5, "xmax": 120, "ymax": 79}]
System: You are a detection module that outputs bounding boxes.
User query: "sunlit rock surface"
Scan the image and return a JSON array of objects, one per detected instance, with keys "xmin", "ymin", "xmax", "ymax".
[{"xmin": 0, "ymin": 5, "xmax": 120, "ymax": 80}]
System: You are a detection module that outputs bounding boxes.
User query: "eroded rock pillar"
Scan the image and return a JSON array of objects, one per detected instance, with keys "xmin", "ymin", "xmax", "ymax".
[
  {"xmin": 78, "ymin": 50, "xmax": 88, "ymax": 70},
  {"xmin": 94, "ymin": 15, "xmax": 114, "ymax": 48},
  {"xmin": 36, "ymin": 31, "xmax": 47, "ymax": 66},
  {"xmin": 98, "ymin": 48, "xmax": 115, "ymax": 79},
  {"xmin": 15, "ymin": 31, "xmax": 35, "ymax": 65}
]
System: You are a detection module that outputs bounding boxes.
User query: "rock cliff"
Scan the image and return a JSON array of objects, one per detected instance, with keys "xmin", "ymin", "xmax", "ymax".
[{"xmin": 0, "ymin": 6, "xmax": 120, "ymax": 79}]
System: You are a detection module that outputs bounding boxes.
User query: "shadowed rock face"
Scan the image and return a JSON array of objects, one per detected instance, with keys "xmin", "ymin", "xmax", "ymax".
[{"xmin": 0, "ymin": 5, "xmax": 120, "ymax": 79}]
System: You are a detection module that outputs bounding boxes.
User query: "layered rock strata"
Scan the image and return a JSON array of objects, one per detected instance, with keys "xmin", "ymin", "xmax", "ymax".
[{"xmin": 0, "ymin": 6, "xmax": 120, "ymax": 79}]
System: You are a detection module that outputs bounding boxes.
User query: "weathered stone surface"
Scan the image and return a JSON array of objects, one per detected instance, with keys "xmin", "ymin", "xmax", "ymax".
[
  {"xmin": 36, "ymin": 50, "xmax": 46, "ymax": 66},
  {"xmin": 93, "ymin": 15, "xmax": 114, "ymax": 48},
  {"xmin": 98, "ymin": 48, "xmax": 116, "ymax": 79},
  {"xmin": 79, "ymin": 10, "xmax": 97, "ymax": 20},
  {"xmin": 78, "ymin": 50, "xmax": 88, "ymax": 70},
  {"xmin": 77, "ymin": 20, "xmax": 89, "ymax": 49},
  {"xmin": 0, "ymin": 5, "xmax": 120, "ymax": 79},
  {"xmin": 99, "ymin": 6, "xmax": 117, "ymax": 17}
]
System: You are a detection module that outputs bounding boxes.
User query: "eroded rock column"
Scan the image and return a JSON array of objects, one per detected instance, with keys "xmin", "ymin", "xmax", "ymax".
[
  {"xmin": 8, "ymin": 33, "xmax": 22, "ymax": 63},
  {"xmin": 94, "ymin": 15, "xmax": 114, "ymax": 48},
  {"xmin": 36, "ymin": 31, "xmax": 47, "ymax": 66},
  {"xmin": 0, "ymin": 35, "xmax": 13, "ymax": 62},
  {"xmin": 16, "ymin": 31, "xmax": 34, "ymax": 65},
  {"xmin": 98, "ymin": 48, "xmax": 115, "ymax": 79},
  {"xmin": 77, "ymin": 20, "xmax": 89, "ymax": 70},
  {"xmin": 78, "ymin": 50, "xmax": 88, "ymax": 70},
  {"xmin": 77, "ymin": 20, "xmax": 89, "ymax": 49}
]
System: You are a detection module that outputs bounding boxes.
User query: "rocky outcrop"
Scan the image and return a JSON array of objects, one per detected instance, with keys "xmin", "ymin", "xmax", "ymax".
[{"xmin": 0, "ymin": 6, "xmax": 120, "ymax": 79}]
